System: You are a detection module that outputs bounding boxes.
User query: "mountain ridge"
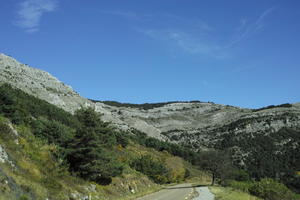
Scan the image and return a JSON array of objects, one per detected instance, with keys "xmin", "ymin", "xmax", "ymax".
[{"xmin": 1, "ymin": 53, "xmax": 300, "ymax": 147}]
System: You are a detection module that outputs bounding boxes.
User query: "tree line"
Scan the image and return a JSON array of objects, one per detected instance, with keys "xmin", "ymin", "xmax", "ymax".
[{"xmin": 0, "ymin": 84, "xmax": 196, "ymax": 185}]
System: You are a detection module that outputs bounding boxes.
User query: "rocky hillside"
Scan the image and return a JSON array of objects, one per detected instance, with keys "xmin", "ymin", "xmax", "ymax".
[
  {"xmin": 0, "ymin": 82, "xmax": 206, "ymax": 200},
  {"xmin": 1, "ymin": 53, "xmax": 300, "ymax": 150}
]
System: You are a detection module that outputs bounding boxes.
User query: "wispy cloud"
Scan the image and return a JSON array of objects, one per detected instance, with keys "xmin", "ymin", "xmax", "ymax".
[
  {"xmin": 15, "ymin": 0, "xmax": 57, "ymax": 33},
  {"xmin": 148, "ymin": 8, "xmax": 274, "ymax": 58},
  {"xmin": 101, "ymin": 10, "xmax": 212, "ymax": 31},
  {"xmin": 228, "ymin": 7, "xmax": 275, "ymax": 47},
  {"xmin": 139, "ymin": 29, "xmax": 224, "ymax": 58},
  {"xmin": 156, "ymin": 13, "xmax": 213, "ymax": 31},
  {"xmin": 101, "ymin": 8, "xmax": 274, "ymax": 58}
]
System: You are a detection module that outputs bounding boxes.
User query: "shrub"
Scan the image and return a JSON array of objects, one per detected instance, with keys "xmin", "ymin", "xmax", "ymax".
[
  {"xmin": 231, "ymin": 170, "xmax": 250, "ymax": 182},
  {"xmin": 130, "ymin": 155, "xmax": 168, "ymax": 184},
  {"xmin": 249, "ymin": 178, "xmax": 298, "ymax": 200},
  {"xmin": 18, "ymin": 195, "xmax": 29, "ymax": 200},
  {"xmin": 184, "ymin": 168, "xmax": 191, "ymax": 179},
  {"xmin": 0, "ymin": 120, "xmax": 12, "ymax": 139},
  {"xmin": 130, "ymin": 129, "xmax": 198, "ymax": 164},
  {"xmin": 165, "ymin": 157, "xmax": 186, "ymax": 182},
  {"xmin": 115, "ymin": 132, "xmax": 129, "ymax": 148},
  {"xmin": 224, "ymin": 180, "xmax": 253, "ymax": 192}
]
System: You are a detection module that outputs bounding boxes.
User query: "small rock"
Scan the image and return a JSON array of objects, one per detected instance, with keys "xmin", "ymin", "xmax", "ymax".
[{"xmin": 0, "ymin": 145, "xmax": 9, "ymax": 163}]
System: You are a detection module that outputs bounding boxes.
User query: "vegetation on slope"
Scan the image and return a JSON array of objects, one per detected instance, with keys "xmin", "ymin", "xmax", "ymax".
[
  {"xmin": 210, "ymin": 186, "xmax": 262, "ymax": 200},
  {"xmin": 129, "ymin": 129, "xmax": 198, "ymax": 164},
  {"xmin": 221, "ymin": 179, "xmax": 300, "ymax": 200},
  {"xmin": 66, "ymin": 108, "xmax": 123, "ymax": 185},
  {"xmin": 0, "ymin": 116, "xmax": 163, "ymax": 200},
  {"xmin": 215, "ymin": 127, "xmax": 300, "ymax": 193},
  {"xmin": 252, "ymin": 103, "xmax": 293, "ymax": 112},
  {"xmin": 90, "ymin": 99, "xmax": 202, "ymax": 110},
  {"xmin": 1, "ymin": 83, "xmax": 299, "ymax": 199},
  {"xmin": 195, "ymin": 149, "xmax": 300, "ymax": 199},
  {"xmin": 0, "ymin": 84, "xmax": 203, "ymax": 199}
]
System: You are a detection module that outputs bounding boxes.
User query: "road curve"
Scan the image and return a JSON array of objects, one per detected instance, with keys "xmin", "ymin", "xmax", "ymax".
[
  {"xmin": 136, "ymin": 183, "xmax": 194, "ymax": 200},
  {"xmin": 193, "ymin": 186, "xmax": 215, "ymax": 200}
]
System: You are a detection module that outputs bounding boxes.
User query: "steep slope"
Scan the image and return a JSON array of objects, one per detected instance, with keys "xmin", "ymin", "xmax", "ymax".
[
  {"xmin": 0, "ymin": 84, "xmax": 204, "ymax": 200},
  {"xmin": 1, "ymin": 53, "xmax": 300, "ymax": 149},
  {"xmin": 0, "ymin": 114, "xmax": 188, "ymax": 200},
  {"xmin": 1, "ymin": 53, "xmax": 300, "ymax": 194}
]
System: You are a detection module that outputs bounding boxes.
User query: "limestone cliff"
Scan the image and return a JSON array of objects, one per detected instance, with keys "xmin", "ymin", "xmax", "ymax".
[{"xmin": 1, "ymin": 53, "xmax": 300, "ymax": 149}]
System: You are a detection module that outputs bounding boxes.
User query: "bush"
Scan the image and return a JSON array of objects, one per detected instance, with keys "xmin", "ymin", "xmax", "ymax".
[
  {"xmin": 18, "ymin": 195, "xmax": 29, "ymax": 200},
  {"xmin": 130, "ymin": 129, "xmax": 198, "ymax": 164},
  {"xmin": 252, "ymin": 103, "xmax": 292, "ymax": 112},
  {"xmin": 130, "ymin": 155, "xmax": 168, "ymax": 184},
  {"xmin": 224, "ymin": 180, "xmax": 253, "ymax": 192},
  {"xmin": 249, "ymin": 178, "xmax": 298, "ymax": 200},
  {"xmin": 0, "ymin": 120, "xmax": 12, "ymax": 139},
  {"xmin": 231, "ymin": 170, "xmax": 250, "ymax": 182},
  {"xmin": 165, "ymin": 157, "xmax": 186, "ymax": 182},
  {"xmin": 115, "ymin": 132, "xmax": 129, "ymax": 148},
  {"xmin": 184, "ymin": 169, "xmax": 191, "ymax": 179}
]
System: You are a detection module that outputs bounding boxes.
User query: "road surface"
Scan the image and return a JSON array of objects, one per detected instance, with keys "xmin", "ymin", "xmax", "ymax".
[
  {"xmin": 136, "ymin": 183, "xmax": 194, "ymax": 200},
  {"xmin": 193, "ymin": 186, "xmax": 215, "ymax": 200}
]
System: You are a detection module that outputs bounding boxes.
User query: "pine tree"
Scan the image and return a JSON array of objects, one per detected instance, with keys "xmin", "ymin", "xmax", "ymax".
[{"xmin": 66, "ymin": 108, "xmax": 123, "ymax": 185}]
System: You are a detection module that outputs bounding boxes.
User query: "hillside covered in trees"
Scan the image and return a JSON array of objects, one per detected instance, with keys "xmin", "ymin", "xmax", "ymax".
[
  {"xmin": 0, "ymin": 84, "xmax": 205, "ymax": 200},
  {"xmin": 0, "ymin": 83, "xmax": 299, "ymax": 200}
]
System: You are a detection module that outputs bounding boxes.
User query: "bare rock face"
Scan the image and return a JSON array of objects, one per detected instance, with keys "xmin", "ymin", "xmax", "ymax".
[
  {"xmin": 0, "ymin": 53, "xmax": 90, "ymax": 112},
  {"xmin": 1, "ymin": 53, "xmax": 300, "ymax": 147}
]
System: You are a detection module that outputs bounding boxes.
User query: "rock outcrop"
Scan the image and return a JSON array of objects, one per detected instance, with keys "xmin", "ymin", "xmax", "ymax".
[{"xmin": 1, "ymin": 53, "xmax": 300, "ymax": 148}]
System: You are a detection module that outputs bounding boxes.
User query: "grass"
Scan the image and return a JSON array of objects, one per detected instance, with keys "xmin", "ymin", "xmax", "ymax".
[{"xmin": 210, "ymin": 186, "xmax": 262, "ymax": 200}]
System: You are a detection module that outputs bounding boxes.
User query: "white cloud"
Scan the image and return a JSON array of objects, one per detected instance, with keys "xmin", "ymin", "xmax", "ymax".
[
  {"xmin": 141, "ymin": 29, "xmax": 222, "ymax": 57},
  {"xmin": 102, "ymin": 9, "xmax": 274, "ymax": 58},
  {"xmin": 228, "ymin": 7, "xmax": 275, "ymax": 47},
  {"xmin": 132, "ymin": 13, "xmax": 219, "ymax": 57},
  {"xmin": 15, "ymin": 0, "xmax": 57, "ymax": 33},
  {"xmin": 101, "ymin": 10, "xmax": 213, "ymax": 31},
  {"xmin": 138, "ymin": 29, "xmax": 227, "ymax": 58}
]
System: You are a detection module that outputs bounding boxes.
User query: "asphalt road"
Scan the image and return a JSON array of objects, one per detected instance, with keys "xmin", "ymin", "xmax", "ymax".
[
  {"xmin": 136, "ymin": 183, "xmax": 194, "ymax": 200},
  {"xmin": 193, "ymin": 187, "xmax": 215, "ymax": 200}
]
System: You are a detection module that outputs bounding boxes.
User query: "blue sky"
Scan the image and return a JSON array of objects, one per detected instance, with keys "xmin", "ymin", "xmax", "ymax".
[{"xmin": 1, "ymin": 0, "xmax": 300, "ymax": 108}]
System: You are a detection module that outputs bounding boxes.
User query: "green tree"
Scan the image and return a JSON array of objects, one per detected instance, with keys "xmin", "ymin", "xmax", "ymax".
[
  {"xmin": 66, "ymin": 108, "xmax": 123, "ymax": 185},
  {"xmin": 230, "ymin": 169, "xmax": 250, "ymax": 182},
  {"xmin": 197, "ymin": 150, "xmax": 233, "ymax": 185},
  {"xmin": 31, "ymin": 117, "xmax": 74, "ymax": 146},
  {"xmin": 130, "ymin": 155, "xmax": 169, "ymax": 184}
]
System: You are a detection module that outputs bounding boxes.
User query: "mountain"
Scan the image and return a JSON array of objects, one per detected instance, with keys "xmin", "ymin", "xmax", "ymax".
[
  {"xmin": 0, "ymin": 53, "xmax": 300, "ymax": 198},
  {"xmin": 1, "ymin": 53, "xmax": 300, "ymax": 149},
  {"xmin": 0, "ymin": 69, "xmax": 204, "ymax": 199}
]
